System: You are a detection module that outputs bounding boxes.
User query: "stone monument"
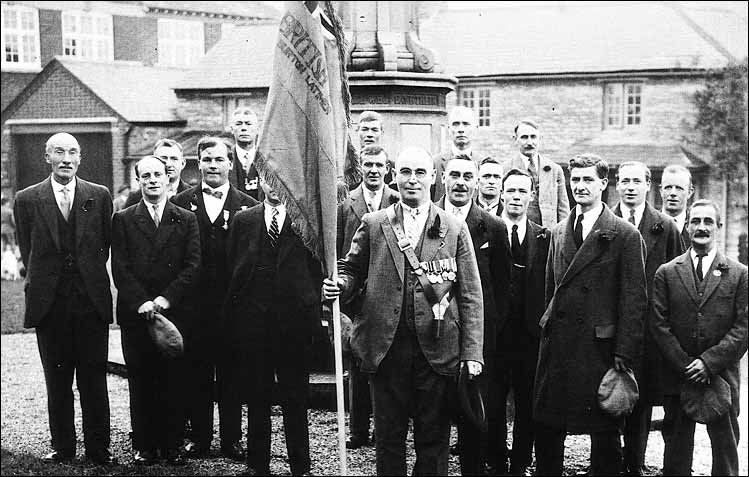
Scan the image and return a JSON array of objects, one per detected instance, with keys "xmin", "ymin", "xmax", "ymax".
[{"xmin": 339, "ymin": 1, "xmax": 456, "ymax": 156}]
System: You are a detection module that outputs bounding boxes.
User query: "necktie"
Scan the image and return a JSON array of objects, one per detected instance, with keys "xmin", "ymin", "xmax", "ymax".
[
  {"xmin": 59, "ymin": 187, "xmax": 71, "ymax": 221},
  {"xmin": 453, "ymin": 206, "xmax": 462, "ymax": 218},
  {"xmin": 628, "ymin": 208, "xmax": 636, "ymax": 226},
  {"xmin": 268, "ymin": 207, "xmax": 279, "ymax": 248},
  {"xmin": 528, "ymin": 156, "xmax": 539, "ymax": 190},
  {"xmin": 511, "ymin": 224, "xmax": 521, "ymax": 261},
  {"xmin": 367, "ymin": 191, "xmax": 376, "ymax": 213},
  {"xmin": 244, "ymin": 153, "xmax": 252, "ymax": 175},
  {"xmin": 202, "ymin": 187, "xmax": 223, "ymax": 199},
  {"xmin": 573, "ymin": 213, "xmax": 584, "ymax": 249},
  {"xmin": 696, "ymin": 253, "xmax": 706, "ymax": 281},
  {"xmin": 404, "ymin": 206, "xmax": 420, "ymax": 247},
  {"xmin": 152, "ymin": 204, "xmax": 161, "ymax": 228}
]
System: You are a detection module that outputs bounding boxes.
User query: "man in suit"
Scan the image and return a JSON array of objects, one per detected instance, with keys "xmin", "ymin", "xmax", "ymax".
[
  {"xmin": 13, "ymin": 132, "xmax": 116, "ymax": 465},
  {"xmin": 436, "ymin": 156, "xmax": 511, "ymax": 476},
  {"xmin": 336, "ymin": 144, "xmax": 399, "ymax": 449},
  {"xmin": 431, "ymin": 106, "xmax": 483, "ymax": 201},
  {"xmin": 172, "ymin": 137, "xmax": 258, "ymax": 459},
  {"xmin": 490, "ymin": 168, "xmax": 550, "ymax": 475},
  {"xmin": 659, "ymin": 164, "xmax": 694, "ymax": 248},
  {"xmin": 224, "ymin": 178, "xmax": 323, "ymax": 476},
  {"xmin": 612, "ymin": 160, "xmax": 683, "ymax": 475},
  {"xmin": 112, "ymin": 155, "xmax": 201, "ymax": 465},
  {"xmin": 124, "ymin": 138, "xmax": 190, "ymax": 208},
  {"xmin": 323, "ymin": 146, "xmax": 485, "ymax": 475},
  {"xmin": 534, "ymin": 154, "xmax": 647, "ymax": 476},
  {"xmin": 501, "ymin": 120, "xmax": 569, "ymax": 227},
  {"xmin": 650, "ymin": 199, "xmax": 747, "ymax": 476},
  {"xmin": 228, "ymin": 107, "xmax": 262, "ymax": 200},
  {"xmin": 476, "ymin": 157, "xmax": 504, "ymax": 216}
]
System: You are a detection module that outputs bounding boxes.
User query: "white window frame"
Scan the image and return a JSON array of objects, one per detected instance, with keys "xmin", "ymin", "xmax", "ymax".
[
  {"xmin": 61, "ymin": 10, "xmax": 113, "ymax": 61},
  {"xmin": 460, "ymin": 87, "xmax": 491, "ymax": 128},
  {"xmin": 604, "ymin": 82, "xmax": 643, "ymax": 129},
  {"xmin": 157, "ymin": 18, "xmax": 204, "ymax": 67},
  {"xmin": 1, "ymin": 4, "xmax": 41, "ymax": 71}
]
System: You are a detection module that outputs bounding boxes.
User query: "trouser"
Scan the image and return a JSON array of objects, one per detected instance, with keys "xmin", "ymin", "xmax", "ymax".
[
  {"xmin": 623, "ymin": 399, "xmax": 652, "ymax": 474},
  {"xmin": 184, "ymin": 353, "xmax": 215, "ymax": 448},
  {"xmin": 36, "ymin": 289, "xmax": 110, "ymax": 454},
  {"xmin": 217, "ymin": 345, "xmax": 251, "ymax": 448},
  {"xmin": 121, "ymin": 322, "xmax": 186, "ymax": 451},
  {"xmin": 662, "ymin": 395, "xmax": 739, "ymax": 476},
  {"xmin": 535, "ymin": 421, "xmax": 622, "ymax": 476},
  {"xmin": 246, "ymin": 318, "xmax": 311, "ymax": 475},
  {"xmin": 457, "ymin": 373, "xmax": 489, "ymax": 476},
  {"xmin": 370, "ymin": 317, "xmax": 452, "ymax": 476},
  {"xmin": 348, "ymin": 357, "xmax": 373, "ymax": 441}
]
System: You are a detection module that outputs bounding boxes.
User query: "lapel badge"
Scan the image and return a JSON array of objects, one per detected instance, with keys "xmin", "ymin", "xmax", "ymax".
[
  {"xmin": 713, "ymin": 269, "xmax": 722, "ymax": 277},
  {"xmin": 246, "ymin": 178, "xmax": 259, "ymax": 191},
  {"xmin": 190, "ymin": 203, "xmax": 198, "ymax": 211}
]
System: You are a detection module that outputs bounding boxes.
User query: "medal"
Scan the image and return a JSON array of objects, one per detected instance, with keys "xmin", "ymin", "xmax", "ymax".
[
  {"xmin": 447, "ymin": 271, "xmax": 456, "ymax": 281},
  {"xmin": 713, "ymin": 270, "xmax": 722, "ymax": 277}
]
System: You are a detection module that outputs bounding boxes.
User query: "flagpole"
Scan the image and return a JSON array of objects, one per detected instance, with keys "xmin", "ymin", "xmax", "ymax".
[{"xmin": 331, "ymin": 263, "xmax": 348, "ymax": 475}]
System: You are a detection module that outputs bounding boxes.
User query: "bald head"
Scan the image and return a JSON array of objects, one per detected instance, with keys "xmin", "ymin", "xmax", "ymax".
[
  {"xmin": 136, "ymin": 155, "xmax": 169, "ymax": 203},
  {"xmin": 395, "ymin": 147, "xmax": 434, "ymax": 207},
  {"xmin": 45, "ymin": 132, "xmax": 81, "ymax": 185}
]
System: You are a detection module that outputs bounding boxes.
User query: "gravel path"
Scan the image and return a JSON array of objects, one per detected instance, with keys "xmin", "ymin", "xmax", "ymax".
[{"xmin": 2, "ymin": 332, "xmax": 746, "ymax": 475}]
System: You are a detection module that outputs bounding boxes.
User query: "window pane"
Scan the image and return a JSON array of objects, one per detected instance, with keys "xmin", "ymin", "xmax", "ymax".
[
  {"xmin": 4, "ymin": 9, "xmax": 17, "ymax": 29},
  {"xmin": 21, "ymin": 11, "xmax": 34, "ymax": 29},
  {"xmin": 81, "ymin": 15, "xmax": 92, "ymax": 34},
  {"xmin": 5, "ymin": 34, "xmax": 19, "ymax": 62}
]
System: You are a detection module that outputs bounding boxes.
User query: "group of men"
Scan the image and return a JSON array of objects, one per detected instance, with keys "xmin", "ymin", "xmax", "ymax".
[{"xmin": 13, "ymin": 103, "xmax": 746, "ymax": 477}]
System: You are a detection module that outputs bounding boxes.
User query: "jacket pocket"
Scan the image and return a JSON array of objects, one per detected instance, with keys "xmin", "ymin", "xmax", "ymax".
[{"xmin": 595, "ymin": 324, "xmax": 616, "ymax": 339}]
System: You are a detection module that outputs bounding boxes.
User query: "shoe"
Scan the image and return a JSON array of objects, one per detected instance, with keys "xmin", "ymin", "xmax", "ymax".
[
  {"xmin": 42, "ymin": 450, "xmax": 75, "ymax": 463},
  {"xmin": 132, "ymin": 449, "xmax": 157, "ymax": 465},
  {"xmin": 509, "ymin": 464, "xmax": 528, "ymax": 476},
  {"xmin": 221, "ymin": 442, "xmax": 245, "ymax": 461},
  {"xmin": 165, "ymin": 447, "xmax": 185, "ymax": 466},
  {"xmin": 449, "ymin": 442, "xmax": 460, "ymax": 456},
  {"xmin": 86, "ymin": 448, "xmax": 117, "ymax": 465},
  {"xmin": 345, "ymin": 436, "xmax": 370, "ymax": 449},
  {"xmin": 184, "ymin": 441, "xmax": 210, "ymax": 458}
]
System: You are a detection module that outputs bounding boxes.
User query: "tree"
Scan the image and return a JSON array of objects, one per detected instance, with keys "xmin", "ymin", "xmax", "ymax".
[{"xmin": 693, "ymin": 59, "xmax": 748, "ymax": 182}]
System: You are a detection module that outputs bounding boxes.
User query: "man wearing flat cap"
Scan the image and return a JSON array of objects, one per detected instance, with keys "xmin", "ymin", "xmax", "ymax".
[{"xmin": 650, "ymin": 199, "xmax": 748, "ymax": 476}]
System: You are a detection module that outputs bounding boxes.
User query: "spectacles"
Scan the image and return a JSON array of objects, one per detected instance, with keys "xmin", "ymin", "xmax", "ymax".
[{"xmin": 398, "ymin": 168, "xmax": 429, "ymax": 179}]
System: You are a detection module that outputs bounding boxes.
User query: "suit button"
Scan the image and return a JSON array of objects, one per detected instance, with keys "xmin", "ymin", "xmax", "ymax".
[
  {"xmin": 393, "ymin": 308, "xmax": 399, "ymax": 315},
  {"xmin": 697, "ymin": 312, "xmax": 703, "ymax": 318},
  {"xmin": 576, "ymin": 318, "xmax": 583, "ymax": 324},
  {"xmin": 698, "ymin": 292, "xmax": 704, "ymax": 296}
]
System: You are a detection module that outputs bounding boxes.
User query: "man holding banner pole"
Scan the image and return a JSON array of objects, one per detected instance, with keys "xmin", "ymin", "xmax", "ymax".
[{"xmin": 254, "ymin": 1, "xmax": 354, "ymax": 474}]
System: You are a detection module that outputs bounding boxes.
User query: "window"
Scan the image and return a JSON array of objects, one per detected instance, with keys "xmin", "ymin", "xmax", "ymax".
[
  {"xmin": 604, "ymin": 82, "xmax": 642, "ymax": 129},
  {"xmin": 1, "ymin": 4, "xmax": 40, "ymax": 70},
  {"xmin": 158, "ymin": 19, "xmax": 204, "ymax": 67},
  {"xmin": 61, "ymin": 10, "xmax": 113, "ymax": 60},
  {"xmin": 460, "ymin": 88, "xmax": 491, "ymax": 127}
]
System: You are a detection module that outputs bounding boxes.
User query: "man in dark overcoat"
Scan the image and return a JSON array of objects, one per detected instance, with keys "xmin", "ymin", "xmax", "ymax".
[
  {"xmin": 435, "ymin": 156, "xmax": 511, "ymax": 476},
  {"xmin": 612, "ymin": 160, "xmax": 683, "ymax": 475},
  {"xmin": 493, "ymin": 168, "xmax": 550, "ymax": 475},
  {"xmin": 224, "ymin": 178, "xmax": 323, "ymax": 476},
  {"xmin": 336, "ymin": 144, "xmax": 399, "ymax": 449},
  {"xmin": 650, "ymin": 199, "xmax": 747, "ymax": 476},
  {"xmin": 13, "ymin": 132, "xmax": 116, "ymax": 465},
  {"xmin": 534, "ymin": 154, "xmax": 647, "ymax": 475},
  {"xmin": 124, "ymin": 138, "xmax": 190, "ymax": 208},
  {"xmin": 112, "ymin": 155, "xmax": 201, "ymax": 465},
  {"xmin": 171, "ymin": 137, "xmax": 257, "ymax": 458},
  {"xmin": 324, "ymin": 147, "xmax": 485, "ymax": 475}
]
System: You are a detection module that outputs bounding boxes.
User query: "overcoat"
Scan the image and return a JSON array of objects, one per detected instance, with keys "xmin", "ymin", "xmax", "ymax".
[
  {"xmin": 501, "ymin": 153, "xmax": 570, "ymax": 227},
  {"xmin": 14, "ymin": 177, "xmax": 113, "ymax": 327},
  {"xmin": 111, "ymin": 200, "xmax": 201, "ymax": 332},
  {"xmin": 649, "ymin": 250, "xmax": 748, "ymax": 415},
  {"xmin": 534, "ymin": 204, "xmax": 647, "ymax": 433},
  {"xmin": 614, "ymin": 201, "xmax": 684, "ymax": 401},
  {"xmin": 338, "ymin": 202, "xmax": 484, "ymax": 375}
]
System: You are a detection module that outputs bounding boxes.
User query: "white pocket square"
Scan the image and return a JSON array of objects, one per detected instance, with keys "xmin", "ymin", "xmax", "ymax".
[{"xmin": 480, "ymin": 242, "xmax": 489, "ymax": 249}]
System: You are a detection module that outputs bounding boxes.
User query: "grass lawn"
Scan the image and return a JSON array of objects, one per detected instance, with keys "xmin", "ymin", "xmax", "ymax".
[{"xmin": 1, "ymin": 279, "xmax": 27, "ymax": 334}]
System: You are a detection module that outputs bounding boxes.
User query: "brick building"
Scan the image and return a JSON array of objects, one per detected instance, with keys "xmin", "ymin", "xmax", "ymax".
[{"xmin": 1, "ymin": 0, "xmax": 278, "ymax": 196}]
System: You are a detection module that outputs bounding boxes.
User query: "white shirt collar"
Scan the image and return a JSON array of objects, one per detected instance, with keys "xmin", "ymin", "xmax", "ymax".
[
  {"xmin": 145, "ymin": 197, "xmax": 167, "ymax": 220},
  {"xmin": 501, "ymin": 213, "xmax": 527, "ymax": 244},
  {"xmin": 51, "ymin": 175, "xmax": 76, "ymax": 194},
  {"xmin": 477, "ymin": 196, "xmax": 500, "ymax": 211},
  {"xmin": 401, "ymin": 202, "xmax": 430, "ymax": 247},
  {"xmin": 362, "ymin": 184, "xmax": 384, "ymax": 210},
  {"xmin": 447, "ymin": 200, "xmax": 472, "ymax": 221},
  {"xmin": 575, "ymin": 203, "xmax": 604, "ymax": 241},
  {"xmin": 402, "ymin": 201, "xmax": 430, "ymax": 216},
  {"xmin": 451, "ymin": 144, "xmax": 472, "ymax": 158},
  {"xmin": 672, "ymin": 210, "xmax": 688, "ymax": 232},
  {"xmin": 201, "ymin": 181, "xmax": 230, "ymax": 195},
  {"xmin": 236, "ymin": 144, "xmax": 256, "ymax": 166},
  {"xmin": 622, "ymin": 201, "xmax": 646, "ymax": 228},
  {"xmin": 691, "ymin": 247, "xmax": 717, "ymax": 272},
  {"xmin": 264, "ymin": 201, "xmax": 286, "ymax": 231}
]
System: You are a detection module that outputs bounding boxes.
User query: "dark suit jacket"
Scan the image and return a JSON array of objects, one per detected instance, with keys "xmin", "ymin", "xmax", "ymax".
[
  {"xmin": 228, "ymin": 147, "xmax": 262, "ymax": 201},
  {"xmin": 437, "ymin": 198, "xmax": 511, "ymax": 354},
  {"xmin": 224, "ymin": 204, "xmax": 323, "ymax": 343},
  {"xmin": 535, "ymin": 204, "xmax": 647, "ymax": 432},
  {"xmin": 111, "ymin": 200, "xmax": 201, "ymax": 331},
  {"xmin": 650, "ymin": 250, "xmax": 748, "ymax": 413},
  {"xmin": 473, "ymin": 196, "xmax": 503, "ymax": 217},
  {"xmin": 338, "ymin": 203, "xmax": 484, "ymax": 375},
  {"xmin": 501, "ymin": 153, "xmax": 570, "ymax": 227},
  {"xmin": 14, "ymin": 177, "xmax": 113, "ymax": 327},
  {"xmin": 124, "ymin": 179, "xmax": 190, "ymax": 209},
  {"xmin": 516, "ymin": 219, "xmax": 551, "ymax": 338}
]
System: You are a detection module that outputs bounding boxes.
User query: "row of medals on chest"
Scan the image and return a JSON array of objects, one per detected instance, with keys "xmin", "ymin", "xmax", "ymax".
[{"xmin": 415, "ymin": 257, "xmax": 457, "ymax": 284}]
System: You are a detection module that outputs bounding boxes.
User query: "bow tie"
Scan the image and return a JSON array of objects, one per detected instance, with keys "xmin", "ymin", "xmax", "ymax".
[{"xmin": 202, "ymin": 187, "xmax": 223, "ymax": 199}]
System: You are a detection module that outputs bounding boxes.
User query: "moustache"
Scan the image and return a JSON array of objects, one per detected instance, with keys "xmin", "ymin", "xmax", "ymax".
[{"xmin": 693, "ymin": 231, "xmax": 710, "ymax": 238}]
